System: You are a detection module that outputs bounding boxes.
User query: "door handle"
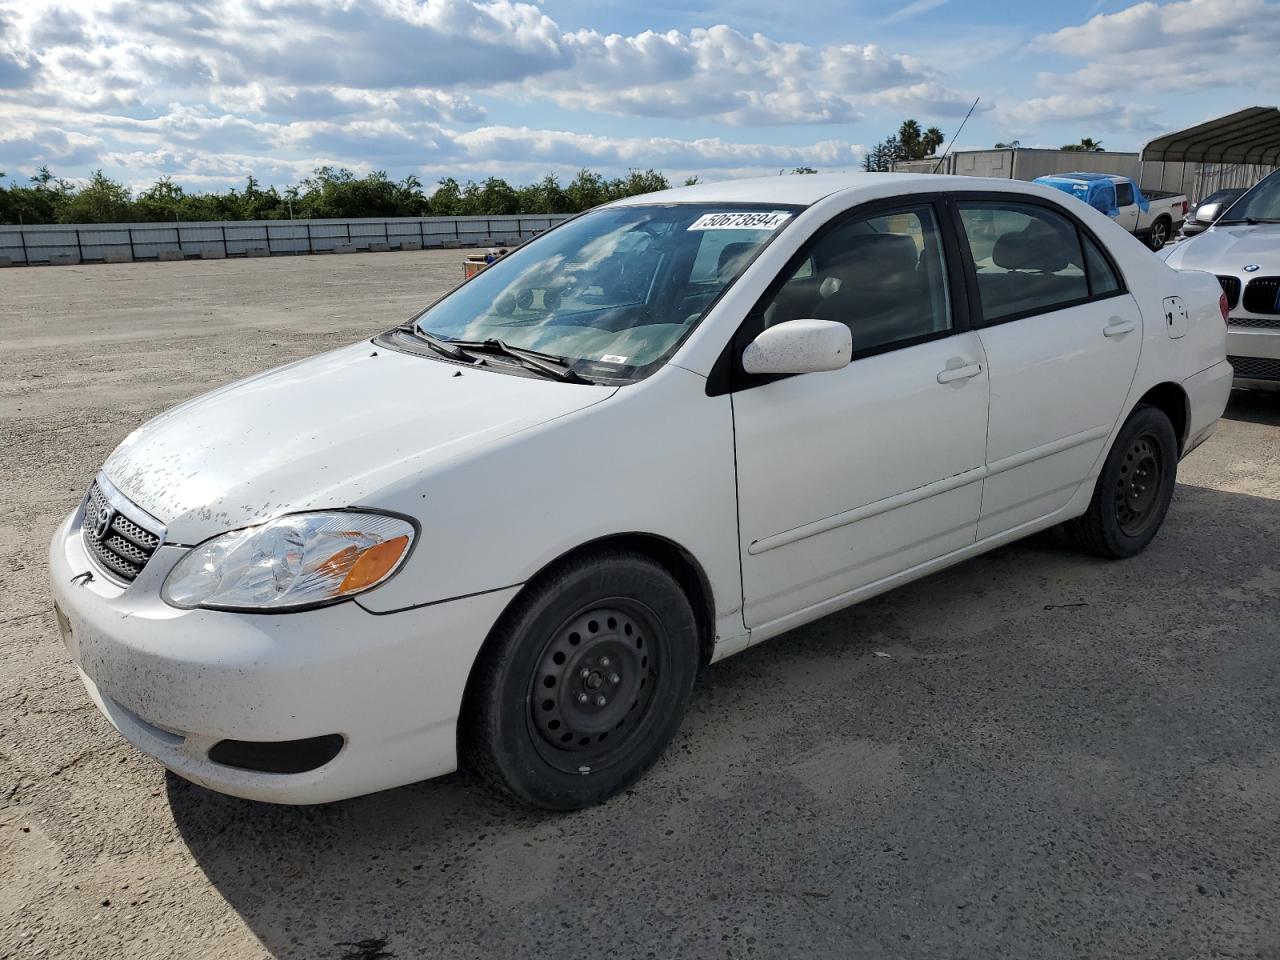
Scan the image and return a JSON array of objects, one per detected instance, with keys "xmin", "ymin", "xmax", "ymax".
[
  {"xmin": 1103, "ymin": 317, "xmax": 1136, "ymax": 337},
  {"xmin": 937, "ymin": 361, "xmax": 983, "ymax": 384}
]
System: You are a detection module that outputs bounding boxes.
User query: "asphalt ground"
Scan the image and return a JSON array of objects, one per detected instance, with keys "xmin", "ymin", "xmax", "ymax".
[{"xmin": 2, "ymin": 251, "xmax": 1279, "ymax": 960}]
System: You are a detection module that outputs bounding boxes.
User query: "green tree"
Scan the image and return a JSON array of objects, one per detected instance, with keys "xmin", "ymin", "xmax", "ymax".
[
  {"xmin": 428, "ymin": 177, "xmax": 464, "ymax": 216},
  {"xmin": 994, "ymin": 139, "xmax": 1022, "ymax": 148},
  {"xmin": 59, "ymin": 170, "xmax": 133, "ymax": 223},
  {"xmin": 516, "ymin": 173, "xmax": 570, "ymax": 214},
  {"xmin": 1061, "ymin": 138, "xmax": 1105, "ymax": 152},
  {"xmin": 896, "ymin": 120, "xmax": 946, "ymax": 161},
  {"xmin": 862, "ymin": 136, "xmax": 901, "ymax": 172},
  {"xmin": 791, "ymin": 166, "xmax": 818, "ymax": 175},
  {"xmin": 0, "ymin": 166, "xmax": 73, "ymax": 223},
  {"xmin": 0, "ymin": 164, "xmax": 707, "ymax": 225},
  {"xmin": 133, "ymin": 176, "xmax": 186, "ymax": 221},
  {"xmin": 473, "ymin": 176, "xmax": 520, "ymax": 215},
  {"xmin": 565, "ymin": 168, "xmax": 608, "ymax": 211}
]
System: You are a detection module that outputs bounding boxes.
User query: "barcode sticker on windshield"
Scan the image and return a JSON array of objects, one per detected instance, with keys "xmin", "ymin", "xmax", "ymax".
[
  {"xmin": 600, "ymin": 354, "xmax": 629, "ymax": 364},
  {"xmin": 688, "ymin": 211, "xmax": 791, "ymax": 231}
]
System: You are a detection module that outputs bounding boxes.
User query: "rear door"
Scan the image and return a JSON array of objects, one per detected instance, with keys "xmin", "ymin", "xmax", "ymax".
[{"xmin": 950, "ymin": 195, "xmax": 1142, "ymax": 539}]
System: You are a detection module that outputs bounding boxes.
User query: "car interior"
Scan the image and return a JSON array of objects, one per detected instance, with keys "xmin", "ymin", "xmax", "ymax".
[
  {"xmin": 966, "ymin": 214, "xmax": 1089, "ymax": 321},
  {"xmin": 762, "ymin": 211, "xmax": 950, "ymax": 353}
]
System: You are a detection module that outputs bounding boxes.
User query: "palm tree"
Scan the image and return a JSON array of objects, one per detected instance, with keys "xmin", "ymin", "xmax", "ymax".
[{"xmin": 1061, "ymin": 138, "xmax": 1105, "ymax": 152}]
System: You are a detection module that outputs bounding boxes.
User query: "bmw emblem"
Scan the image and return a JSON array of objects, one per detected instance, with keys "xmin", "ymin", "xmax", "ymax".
[
  {"xmin": 93, "ymin": 504, "xmax": 114, "ymax": 541},
  {"xmin": 1244, "ymin": 264, "xmax": 1261, "ymax": 272}
]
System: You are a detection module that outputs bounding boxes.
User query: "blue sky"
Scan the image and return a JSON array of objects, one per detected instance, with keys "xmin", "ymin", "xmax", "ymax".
[{"xmin": 0, "ymin": 0, "xmax": 1275, "ymax": 192}]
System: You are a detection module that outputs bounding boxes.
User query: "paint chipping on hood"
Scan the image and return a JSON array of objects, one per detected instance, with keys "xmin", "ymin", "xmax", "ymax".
[{"xmin": 103, "ymin": 342, "xmax": 615, "ymax": 543}]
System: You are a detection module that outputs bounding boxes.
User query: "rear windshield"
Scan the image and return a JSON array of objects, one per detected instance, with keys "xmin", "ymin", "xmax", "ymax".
[{"xmin": 413, "ymin": 203, "xmax": 800, "ymax": 379}]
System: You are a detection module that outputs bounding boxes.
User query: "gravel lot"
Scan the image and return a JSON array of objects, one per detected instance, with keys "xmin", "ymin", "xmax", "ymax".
[{"xmin": 2, "ymin": 251, "xmax": 1279, "ymax": 960}]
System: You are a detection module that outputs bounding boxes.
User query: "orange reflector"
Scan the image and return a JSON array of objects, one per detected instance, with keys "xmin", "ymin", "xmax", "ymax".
[{"xmin": 339, "ymin": 535, "xmax": 410, "ymax": 593}]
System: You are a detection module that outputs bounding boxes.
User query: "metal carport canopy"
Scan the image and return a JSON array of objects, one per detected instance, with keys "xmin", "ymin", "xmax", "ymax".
[{"xmin": 1142, "ymin": 106, "xmax": 1280, "ymax": 165}]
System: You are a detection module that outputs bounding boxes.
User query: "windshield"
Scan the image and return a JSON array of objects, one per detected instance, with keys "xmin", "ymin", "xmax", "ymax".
[
  {"xmin": 1219, "ymin": 173, "xmax": 1280, "ymax": 222},
  {"xmin": 412, "ymin": 203, "xmax": 799, "ymax": 379}
]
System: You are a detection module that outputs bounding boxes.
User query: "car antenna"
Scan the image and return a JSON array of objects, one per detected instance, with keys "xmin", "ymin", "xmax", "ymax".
[{"xmin": 932, "ymin": 96, "xmax": 981, "ymax": 174}]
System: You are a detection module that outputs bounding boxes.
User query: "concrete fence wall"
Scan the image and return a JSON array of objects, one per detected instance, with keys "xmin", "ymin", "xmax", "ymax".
[{"xmin": 0, "ymin": 214, "xmax": 575, "ymax": 267}]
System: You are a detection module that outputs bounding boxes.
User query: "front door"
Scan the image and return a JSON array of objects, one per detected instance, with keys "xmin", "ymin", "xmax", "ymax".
[
  {"xmin": 952, "ymin": 197, "xmax": 1143, "ymax": 539},
  {"xmin": 1113, "ymin": 181, "xmax": 1140, "ymax": 232},
  {"xmin": 731, "ymin": 201, "xmax": 991, "ymax": 630}
]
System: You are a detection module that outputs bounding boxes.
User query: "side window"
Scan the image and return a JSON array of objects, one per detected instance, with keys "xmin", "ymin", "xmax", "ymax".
[
  {"xmin": 956, "ymin": 202, "xmax": 1089, "ymax": 323},
  {"xmin": 1082, "ymin": 233, "xmax": 1121, "ymax": 296},
  {"xmin": 761, "ymin": 205, "xmax": 952, "ymax": 355},
  {"xmin": 1115, "ymin": 181, "xmax": 1134, "ymax": 206}
]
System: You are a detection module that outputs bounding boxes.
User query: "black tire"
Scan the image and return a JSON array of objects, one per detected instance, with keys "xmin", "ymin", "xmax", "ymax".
[
  {"xmin": 1147, "ymin": 217, "xmax": 1171, "ymax": 251},
  {"xmin": 460, "ymin": 549, "xmax": 699, "ymax": 810},
  {"xmin": 1068, "ymin": 405, "xmax": 1178, "ymax": 558}
]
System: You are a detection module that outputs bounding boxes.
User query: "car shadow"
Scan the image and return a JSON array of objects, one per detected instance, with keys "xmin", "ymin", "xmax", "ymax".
[
  {"xmin": 170, "ymin": 482, "xmax": 1280, "ymax": 960},
  {"xmin": 1224, "ymin": 388, "xmax": 1280, "ymax": 427}
]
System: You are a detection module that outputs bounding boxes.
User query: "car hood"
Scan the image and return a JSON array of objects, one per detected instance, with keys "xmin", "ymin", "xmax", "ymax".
[
  {"xmin": 1164, "ymin": 223, "xmax": 1280, "ymax": 273},
  {"xmin": 103, "ymin": 341, "xmax": 616, "ymax": 544}
]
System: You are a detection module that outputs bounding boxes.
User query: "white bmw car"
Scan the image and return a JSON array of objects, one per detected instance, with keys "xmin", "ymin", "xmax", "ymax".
[
  {"xmin": 50, "ymin": 173, "xmax": 1232, "ymax": 809},
  {"xmin": 1162, "ymin": 169, "xmax": 1280, "ymax": 390}
]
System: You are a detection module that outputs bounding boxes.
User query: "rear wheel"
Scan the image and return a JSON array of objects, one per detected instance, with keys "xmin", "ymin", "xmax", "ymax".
[
  {"xmin": 460, "ymin": 550, "xmax": 699, "ymax": 809},
  {"xmin": 1147, "ymin": 217, "xmax": 1171, "ymax": 251},
  {"xmin": 1068, "ymin": 405, "xmax": 1178, "ymax": 558}
]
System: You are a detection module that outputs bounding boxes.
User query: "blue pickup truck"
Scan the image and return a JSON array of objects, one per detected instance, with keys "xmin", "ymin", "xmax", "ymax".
[{"xmin": 1034, "ymin": 173, "xmax": 1188, "ymax": 251}]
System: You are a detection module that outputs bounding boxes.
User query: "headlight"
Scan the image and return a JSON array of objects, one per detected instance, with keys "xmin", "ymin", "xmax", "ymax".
[{"xmin": 162, "ymin": 512, "xmax": 415, "ymax": 611}]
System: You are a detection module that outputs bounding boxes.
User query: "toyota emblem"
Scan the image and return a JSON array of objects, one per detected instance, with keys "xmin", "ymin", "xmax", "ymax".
[
  {"xmin": 1243, "ymin": 264, "xmax": 1261, "ymax": 272},
  {"xmin": 93, "ymin": 504, "xmax": 114, "ymax": 541}
]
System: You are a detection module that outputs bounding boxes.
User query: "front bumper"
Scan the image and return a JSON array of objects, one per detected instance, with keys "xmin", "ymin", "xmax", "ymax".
[
  {"xmin": 1227, "ymin": 324, "xmax": 1280, "ymax": 391},
  {"xmin": 49, "ymin": 510, "xmax": 518, "ymax": 804}
]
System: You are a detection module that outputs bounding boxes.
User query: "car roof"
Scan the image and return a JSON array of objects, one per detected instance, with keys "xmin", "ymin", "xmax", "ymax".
[
  {"xmin": 605, "ymin": 172, "xmax": 1033, "ymax": 209},
  {"xmin": 1040, "ymin": 172, "xmax": 1126, "ymax": 184}
]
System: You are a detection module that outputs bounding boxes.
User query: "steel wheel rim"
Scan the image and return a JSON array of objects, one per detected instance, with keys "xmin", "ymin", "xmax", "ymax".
[
  {"xmin": 527, "ymin": 600, "xmax": 662, "ymax": 773},
  {"xmin": 1114, "ymin": 432, "xmax": 1164, "ymax": 536}
]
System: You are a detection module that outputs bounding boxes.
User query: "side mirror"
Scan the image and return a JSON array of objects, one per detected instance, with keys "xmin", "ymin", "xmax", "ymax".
[
  {"xmin": 1194, "ymin": 201, "xmax": 1223, "ymax": 223},
  {"xmin": 741, "ymin": 318, "xmax": 852, "ymax": 376}
]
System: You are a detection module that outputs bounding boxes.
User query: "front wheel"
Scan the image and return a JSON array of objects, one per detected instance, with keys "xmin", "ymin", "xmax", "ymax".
[
  {"xmin": 1068, "ymin": 405, "xmax": 1178, "ymax": 558},
  {"xmin": 460, "ymin": 550, "xmax": 700, "ymax": 810},
  {"xmin": 1147, "ymin": 217, "xmax": 1171, "ymax": 251}
]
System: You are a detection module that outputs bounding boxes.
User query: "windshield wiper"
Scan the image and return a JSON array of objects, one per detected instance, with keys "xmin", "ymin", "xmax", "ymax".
[
  {"xmin": 447, "ymin": 338, "xmax": 593, "ymax": 384},
  {"xmin": 395, "ymin": 322, "xmax": 482, "ymax": 364},
  {"xmin": 1217, "ymin": 217, "xmax": 1280, "ymax": 225}
]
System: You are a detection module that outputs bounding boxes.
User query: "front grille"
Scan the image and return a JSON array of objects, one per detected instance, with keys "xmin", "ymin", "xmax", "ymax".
[
  {"xmin": 1229, "ymin": 355, "xmax": 1280, "ymax": 382},
  {"xmin": 1218, "ymin": 275, "xmax": 1241, "ymax": 309},
  {"xmin": 81, "ymin": 481, "xmax": 163, "ymax": 583},
  {"xmin": 1229, "ymin": 315, "xmax": 1280, "ymax": 329},
  {"xmin": 1242, "ymin": 277, "xmax": 1280, "ymax": 315}
]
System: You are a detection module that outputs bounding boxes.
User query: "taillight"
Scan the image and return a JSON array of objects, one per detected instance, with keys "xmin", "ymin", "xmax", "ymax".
[{"xmin": 1220, "ymin": 292, "xmax": 1230, "ymax": 323}]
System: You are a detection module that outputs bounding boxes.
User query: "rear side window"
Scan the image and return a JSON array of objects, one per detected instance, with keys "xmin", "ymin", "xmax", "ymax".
[
  {"xmin": 957, "ymin": 201, "xmax": 1121, "ymax": 323},
  {"xmin": 1115, "ymin": 181, "xmax": 1134, "ymax": 206},
  {"xmin": 1082, "ymin": 234, "xmax": 1121, "ymax": 296}
]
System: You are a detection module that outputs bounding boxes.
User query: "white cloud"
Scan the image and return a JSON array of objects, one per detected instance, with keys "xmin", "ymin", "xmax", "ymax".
[
  {"xmin": 452, "ymin": 125, "xmax": 863, "ymax": 170},
  {"xmin": 532, "ymin": 27, "xmax": 957, "ymax": 125},
  {"xmin": 1033, "ymin": 0, "xmax": 1280, "ymax": 94},
  {"xmin": 884, "ymin": 0, "xmax": 950, "ymax": 23},
  {"xmin": 0, "ymin": 0, "xmax": 971, "ymax": 187},
  {"xmin": 0, "ymin": 0, "xmax": 963, "ymax": 125},
  {"xmin": 995, "ymin": 94, "xmax": 1164, "ymax": 138}
]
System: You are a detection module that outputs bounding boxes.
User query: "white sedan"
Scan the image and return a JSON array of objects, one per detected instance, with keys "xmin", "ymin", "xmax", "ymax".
[{"xmin": 49, "ymin": 173, "xmax": 1232, "ymax": 809}]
